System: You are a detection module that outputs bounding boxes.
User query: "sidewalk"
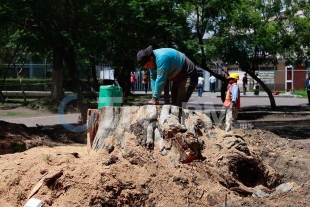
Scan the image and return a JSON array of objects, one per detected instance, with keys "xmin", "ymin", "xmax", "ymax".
[
  {"xmin": 4, "ymin": 90, "xmax": 295, "ymax": 98},
  {"xmin": 1, "ymin": 114, "xmax": 80, "ymax": 128},
  {"xmin": 1, "ymin": 90, "xmax": 308, "ymax": 128},
  {"xmin": 134, "ymin": 90, "xmax": 296, "ymax": 98},
  {"xmin": 187, "ymin": 91, "xmax": 307, "ymax": 110}
]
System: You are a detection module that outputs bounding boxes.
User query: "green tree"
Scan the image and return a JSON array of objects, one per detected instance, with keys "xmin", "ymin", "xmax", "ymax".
[
  {"xmin": 99, "ymin": 0, "xmax": 192, "ymax": 97},
  {"xmin": 203, "ymin": 0, "xmax": 292, "ymax": 109},
  {"xmin": 282, "ymin": 0, "xmax": 310, "ymax": 66}
]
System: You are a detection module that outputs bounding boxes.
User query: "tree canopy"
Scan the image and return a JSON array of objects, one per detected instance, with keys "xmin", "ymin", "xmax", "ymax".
[{"xmin": 1, "ymin": 0, "xmax": 310, "ymax": 112}]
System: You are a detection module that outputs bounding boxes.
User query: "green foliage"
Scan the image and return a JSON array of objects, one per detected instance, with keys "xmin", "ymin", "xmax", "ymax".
[
  {"xmin": 0, "ymin": 0, "xmax": 309, "ymax": 109},
  {"xmin": 11, "ymin": 142, "xmax": 27, "ymax": 153},
  {"xmin": 293, "ymin": 89, "xmax": 308, "ymax": 98},
  {"xmin": 5, "ymin": 111, "xmax": 24, "ymax": 116},
  {"xmin": 1, "ymin": 79, "xmax": 52, "ymax": 91}
]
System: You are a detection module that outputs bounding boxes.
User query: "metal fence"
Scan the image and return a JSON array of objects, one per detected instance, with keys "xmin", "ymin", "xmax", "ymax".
[{"xmin": 3, "ymin": 65, "xmax": 308, "ymax": 92}]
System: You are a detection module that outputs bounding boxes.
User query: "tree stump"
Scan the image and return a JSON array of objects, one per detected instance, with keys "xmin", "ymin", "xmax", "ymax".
[
  {"xmin": 87, "ymin": 105, "xmax": 281, "ymax": 194},
  {"xmin": 87, "ymin": 105, "xmax": 213, "ymax": 164}
]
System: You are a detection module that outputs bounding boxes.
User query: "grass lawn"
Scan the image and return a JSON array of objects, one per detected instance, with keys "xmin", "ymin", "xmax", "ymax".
[
  {"xmin": 5, "ymin": 111, "xmax": 25, "ymax": 116},
  {"xmin": 293, "ymin": 90, "xmax": 308, "ymax": 98}
]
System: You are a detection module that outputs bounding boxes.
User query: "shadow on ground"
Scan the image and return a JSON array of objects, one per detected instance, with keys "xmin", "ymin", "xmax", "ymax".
[{"xmin": 252, "ymin": 120, "xmax": 310, "ymax": 140}]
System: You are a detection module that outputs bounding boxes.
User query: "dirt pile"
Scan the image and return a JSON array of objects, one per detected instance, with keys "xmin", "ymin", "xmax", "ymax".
[
  {"xmin": 0, "ymin": 120, "xmax": 85, "ymax": 154},
  {"xmin": 1, "ymin": 104, "xmax": 310, "ymax": 207},
  {"xmin": 1, "ymin": 117, "xmax": 310, "ymax": 207}
]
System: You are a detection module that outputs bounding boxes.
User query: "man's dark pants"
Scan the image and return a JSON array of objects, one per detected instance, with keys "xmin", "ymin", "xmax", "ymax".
[
  {"xmin": 170, "ymin": 55, "xmax": 198, "ymax": 107},
  {"xmin": 210, "ymin": 82, "xmax": 215, "ymax": 93}
]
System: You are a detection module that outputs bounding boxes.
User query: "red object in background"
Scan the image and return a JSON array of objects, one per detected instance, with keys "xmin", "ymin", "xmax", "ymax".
[
  {"xmin": 273, "ymin": 91, "xmax": 280, "ymax": 95},
  {"xmin": 77, "ymin": 115, "xmax": 82, "ymax": 125}
]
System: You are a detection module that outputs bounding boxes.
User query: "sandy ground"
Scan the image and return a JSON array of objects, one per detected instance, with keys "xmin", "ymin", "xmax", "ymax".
[{"xmin": 1, "ymin": 105, "xmax": 310, "ymax": 206}]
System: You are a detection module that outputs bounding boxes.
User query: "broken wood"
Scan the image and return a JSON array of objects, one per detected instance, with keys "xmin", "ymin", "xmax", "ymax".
[
  {"xmin": 27, "ymin": 172, "xmax": 48, "ymax": 200},
  {"xmin": 27, "ymin": 170, "xmax": 63, "ymax": 200}
]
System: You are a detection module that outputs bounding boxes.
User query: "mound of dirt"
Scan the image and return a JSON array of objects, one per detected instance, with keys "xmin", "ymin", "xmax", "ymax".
[
  {"xmin": 0, "ymin": 117, "xmax": 310, "ymax": 207},
  {"xmin": 0, "ymin": 120, "xmax": 85, "ymax": 155}
]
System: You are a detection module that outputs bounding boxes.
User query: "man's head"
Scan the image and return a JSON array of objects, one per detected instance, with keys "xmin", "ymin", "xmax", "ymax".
[
  {"xmin": 227, "ymin": 72, "xmax": 239, "ymax": 83},
  {"xmin": 244, "ymin": 73, "xmax": 247, "ymax": 76},
  {"xmin": 308, "ymin": 73, "xmax": 310, "ymax": 77},
  {"xmin": 137, "ymin": 46, "xmax": 155, "ymax": 69}
]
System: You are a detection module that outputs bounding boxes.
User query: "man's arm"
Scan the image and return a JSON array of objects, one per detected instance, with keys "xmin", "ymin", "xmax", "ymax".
[
  {"xmin": 231, "ymin": 85, "xmax": 239, "ymax": 103},
  {"xmin": 153, "ymin": 73, "xmax": 167, "ymax": 98},
  {"xmin": 150, "ymin": 69, "xmax": 157, "ymax": 91},
  {"xmin": 152, "ymin": 57, "xmax": 169, "ymax": 99}
]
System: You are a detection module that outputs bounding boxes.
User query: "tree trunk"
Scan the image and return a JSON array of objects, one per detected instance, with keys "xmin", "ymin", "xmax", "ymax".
[
  {"xmin": 119, "ymin": 60, "xmax": 135, "ymax": 97},
  {"xmin": 15, "ymin": 67, "xmax": 26, "ymax": 102},
  {"xmin": 0, "ymin": 91, "xmax": 5, "ymax": 103},
  {"xmin": 115, "ymin": 68, "xmax": 126, "ymax": 96},
  {"xmin": 51, "ymin": 47, "xmax": 64, "ymax": 101},
  {"xmin": 63, "ymin": 46, "xmax": 88, "ymax": 124},
  {"xmin": 91, "ymin": 63, "xmax": 98, "ymax": 84},
  {"xmin": 248, "ymin": 71, "xmax": 276, "ymax": 110},
  {"xmin": 91, "ymin": 64, "xmax": 98, "ymax": 91}
]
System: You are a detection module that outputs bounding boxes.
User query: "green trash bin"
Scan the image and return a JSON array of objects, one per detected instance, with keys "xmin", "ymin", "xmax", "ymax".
[{"xmin": 98, "ymin": 85, "xmax": 123, "ymax": 109}]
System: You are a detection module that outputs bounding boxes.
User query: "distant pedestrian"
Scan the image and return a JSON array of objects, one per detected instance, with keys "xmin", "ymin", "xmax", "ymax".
[
  {"xmin": 242, "ymin": 73, "xmax": 248, "ymax": 95},
  {"xmin": 223, "ymin": 72, "xmax": 240, "ymax": 132},
  {"xmin": 209, "ymin": 75, "xmax": 216, "ymax": 93},
  {"xmin": 142, "ymin": 71, "xmax": 150, "ymax": 93},
  {"xmin": 305, "ymin": 72, "xmax": 310, "ymax": 105},
  {"xmin": 197, "ymin": 74, "xmax": 204, "ymax": 97},
  {"xmin": 130, "ymin": 73, "xmax": 137, "ymax": 93}
]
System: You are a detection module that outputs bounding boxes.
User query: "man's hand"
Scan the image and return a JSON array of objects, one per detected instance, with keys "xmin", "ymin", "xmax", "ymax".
[{"xmin": 148, "ymin": 97, "xmax": 159, "ymax": 105}]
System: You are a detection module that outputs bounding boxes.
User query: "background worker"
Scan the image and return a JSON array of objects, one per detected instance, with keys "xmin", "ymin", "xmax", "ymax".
[
  {"xmin": 142, "ymin": 71, "xmax": 150, "ymax": 93},
  {"xmin": 223, "ymin": 72, "xmax": 240, "ymax": 132},
  {"xmin": 305, "ymin": 72, "xmax": 310, "ymax": 105},
  {"xmin": 197, "ymin": 74, "xmax": 204, "ymax": 97},
  {"xmin": 209, "ymin": 75, "xmax": 216, "ymax": 93},
  {"xmin": 242, "ymin": 73, "xmax": 248, "ymax": 95},
  {"xmin": 130, "ymin": 73, "xmax": 137, "ymax": 93},
  {"xmin": 137, "ymin": 45, "xmax": 198, "ymax": 107}
]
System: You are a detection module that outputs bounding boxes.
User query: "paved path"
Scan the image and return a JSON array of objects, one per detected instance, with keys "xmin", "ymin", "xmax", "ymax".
[
  {"xmin": 1, "ymin": 114, "xmax": 80, "ymax": 128},
  {"xmin": 1, "ymin": 91, "xmax": 308, "ymax": 128},
  {"xmin": 178, "ymin": 91, "xmax": 307, "ymax": 110},
  {"xmin": 1, "ymin": 91, "xmax": 309, "ymax": 143}
]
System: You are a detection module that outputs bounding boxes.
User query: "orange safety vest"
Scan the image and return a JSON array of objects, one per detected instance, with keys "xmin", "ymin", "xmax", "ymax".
[{"xmin": 223, "ymin": 83, "xmax": 240, "ymax": 109}]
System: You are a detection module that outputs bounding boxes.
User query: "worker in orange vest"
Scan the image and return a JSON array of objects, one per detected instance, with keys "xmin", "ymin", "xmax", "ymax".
[{"xmin": 223, "ymin": 72, "xmax": 240, "ymax": 132}]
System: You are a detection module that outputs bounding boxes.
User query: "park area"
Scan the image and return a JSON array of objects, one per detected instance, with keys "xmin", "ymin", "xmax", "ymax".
[
  {"xmin": 0, "ymin": 94, "xmax": 310, "ymax": 207},
  {"xmin": 3, "ymin": 1, "xmax": 310, "ymax": 206}
]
